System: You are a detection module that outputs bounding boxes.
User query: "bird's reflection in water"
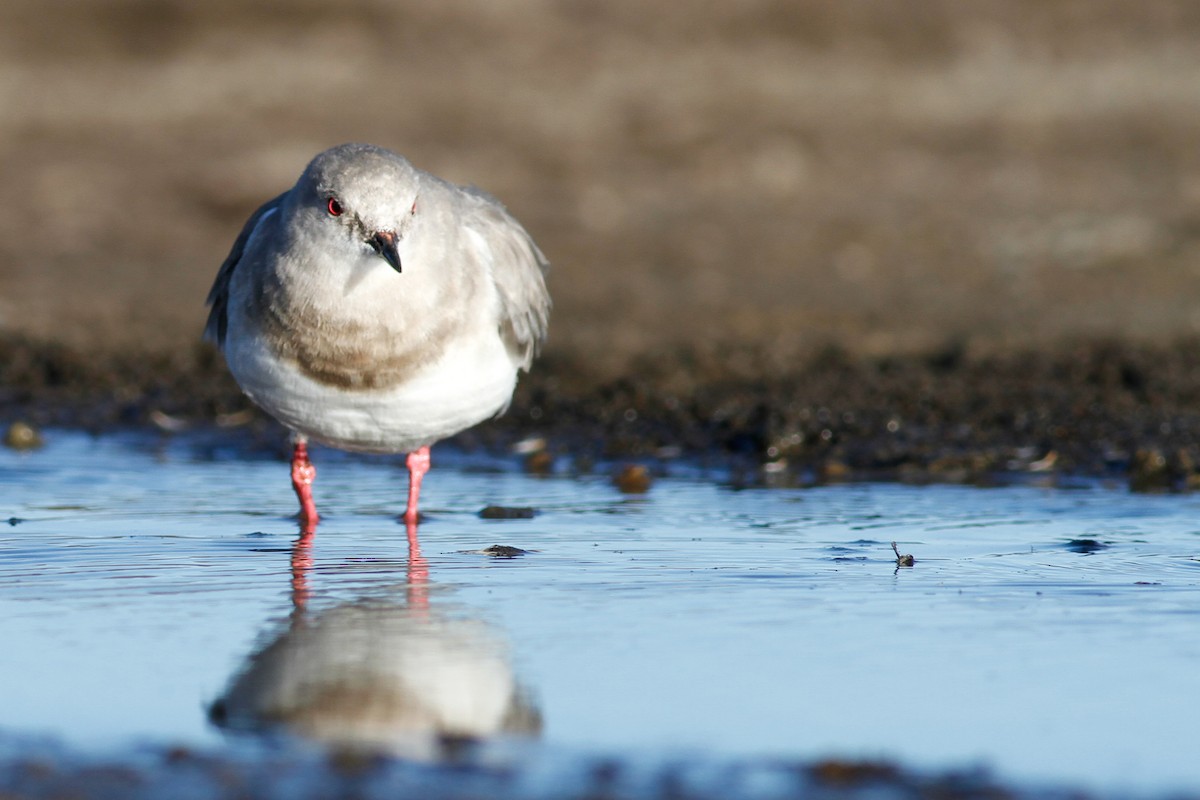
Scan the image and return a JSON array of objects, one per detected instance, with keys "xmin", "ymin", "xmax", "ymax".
[{"xmin": 209, "ymin": 524, "xmax": 541, "ymax": 760}]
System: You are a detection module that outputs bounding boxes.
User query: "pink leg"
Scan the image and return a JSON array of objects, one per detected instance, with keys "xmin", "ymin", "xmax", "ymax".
[
  {"xmin": 403, "ymin": 445, "xmax": 431, "ymax": 524},
  {"xmin": 290, "ymin": 440, "xmax": 319, "ymax": 533}
]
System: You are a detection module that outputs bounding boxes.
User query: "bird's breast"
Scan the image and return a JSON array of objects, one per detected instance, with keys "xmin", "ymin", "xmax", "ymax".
[
  {"xmin": 259, "ymin": 301, "xmax": 460, "ymax": 391},
  {"xmin": 243, "ymin": 260, "xmax": 463, "ymax": 392}
]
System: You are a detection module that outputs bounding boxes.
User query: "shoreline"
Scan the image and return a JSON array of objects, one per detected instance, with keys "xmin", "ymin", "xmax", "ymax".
[
  {"xmin": 0, "ymin": 735, "xmax": 1112, "ymax": 800},
  {"xmin": 6, "ymin": 333, "xmax": 1200, "ymax": 491}
]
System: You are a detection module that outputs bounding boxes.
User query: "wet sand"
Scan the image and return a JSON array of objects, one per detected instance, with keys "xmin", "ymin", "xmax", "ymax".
[
  {"xmin": 6, "ymin": 334, "xmax": 1200, "ymax": 491},
  {"xmin": 0, "ymin": 743, "xmax": 1085, "ymax": 800}
]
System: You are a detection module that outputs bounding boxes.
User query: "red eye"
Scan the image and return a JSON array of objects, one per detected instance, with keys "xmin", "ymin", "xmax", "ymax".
[{"xmin": 326, "ymin": 197, "xmax": 343, "ymax": 217}]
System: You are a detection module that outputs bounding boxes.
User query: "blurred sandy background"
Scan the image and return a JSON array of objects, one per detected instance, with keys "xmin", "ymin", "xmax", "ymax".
[{"xmin": 2, "ymin": 0, "xmax": 1199, "ymax": 376}]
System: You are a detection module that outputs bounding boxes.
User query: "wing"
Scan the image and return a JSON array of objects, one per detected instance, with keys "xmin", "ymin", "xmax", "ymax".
[
  {"xmin": 460, "ymin": 187, "xmax": 551, "ymax": 371},
  {"xmin": 203, "ymin": 192, "xmax": 286, "ymax": 347}
]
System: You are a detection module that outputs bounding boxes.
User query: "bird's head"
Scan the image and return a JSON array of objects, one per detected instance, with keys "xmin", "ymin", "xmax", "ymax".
[{"xmin": 294, "ymin": 143, "xmax": 421, "ymax": 273}]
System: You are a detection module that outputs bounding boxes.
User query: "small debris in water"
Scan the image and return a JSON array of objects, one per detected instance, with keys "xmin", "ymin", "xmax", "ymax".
[
  {"xmin": 149, "ymin": 410, "xmax": 190, "ymax": 433},
  {"xmin": 7, "ymin": 517, "xmax": 25, "ymax": 526},
  {"xmin": 808, "ymin": 758, "xmax": 902, "ymax": 786},
  {"xmin": 215, "ymin": 409, "xmax": 256, "ymax": 428},
  {"xmin": 1129, "ymin": 448, "xmax": 1172, "ymax": 492},
  {"xmin": 1028, "ymin": 450, "xmax": 1058, "ymax": 472},
  {"xmin": 3, "ymin": 421, "xmax": 43, "ymax": 451},
  {"xmin": 162, "ymin": 746, "xmax": 193, "ymax": 764},
  {"xmin": 818, "ymin": 459, "xmax": 851, "ymax": 482},
  {"xmin": 479, "ymin": 505, "xmax": 537, "ymax": 520},
  {"xmin": 477, "ymin": 544, "xmax": 532, "ymax": 558},
  {"xmin": 514, "ymin": 436, "xmax": 553, "ymax": 474},
  {"xmin": 613, "ymin": 464, "xmax": 652, "ymax": 494},
  {"xmin": 761, "ymin": 458, "xmax": 787, "ymax": 474},
  {"xmin": 1065, "ymin": 538, "xmax": 1108, "ymax": 554},
  {"xmin": 892, "ymin": 541, "xmax": 915, "ymax": 567},
  {"xmin": 512, "ymin": 436, "xmax": 546, "ymax": 455},
  {"xmin": 523, "ymin": 450, "xmax": 554, "ymax": 475},
  {"xmin": 327, "ymin": 748, "xmax": 389, "ymax": 776}
]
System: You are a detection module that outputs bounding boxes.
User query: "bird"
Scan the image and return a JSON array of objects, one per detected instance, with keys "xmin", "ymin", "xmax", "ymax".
[{"xmin": 204, "ymin": 143, "xmax": 550, "ymax": 531}]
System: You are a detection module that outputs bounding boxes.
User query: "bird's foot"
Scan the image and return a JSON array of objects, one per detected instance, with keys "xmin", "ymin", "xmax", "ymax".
[{"xmin": 291, "ymin": 441, "xmax": 319, "ymax": 533}]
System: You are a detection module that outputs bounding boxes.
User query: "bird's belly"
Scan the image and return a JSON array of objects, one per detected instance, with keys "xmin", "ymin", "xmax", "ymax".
[{"xmin": 225, "ymin": 327, "xmax": 519, "ymax": 454}]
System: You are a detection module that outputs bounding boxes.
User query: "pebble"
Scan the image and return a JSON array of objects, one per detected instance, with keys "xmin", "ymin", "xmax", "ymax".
[
  {"xmin": 3, "ymin": 421, "xmax": 43, "ymax": 450},
  {"xmin": 612, "ymin": 464, "xmax": 652, "ymax": 494}
]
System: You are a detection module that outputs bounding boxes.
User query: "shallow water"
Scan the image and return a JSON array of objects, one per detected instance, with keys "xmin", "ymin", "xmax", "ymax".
[{"xmin": 2, "ymin": 431, "xmax": 1199, "ymax": 795}]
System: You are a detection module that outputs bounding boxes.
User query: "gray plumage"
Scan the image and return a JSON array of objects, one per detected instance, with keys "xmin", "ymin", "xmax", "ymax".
[{"xmin": 204, "ymin": 143, "xmax": 551, "ymax": 455}]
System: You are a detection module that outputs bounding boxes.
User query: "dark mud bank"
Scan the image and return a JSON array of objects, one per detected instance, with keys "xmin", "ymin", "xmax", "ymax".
[
  {"xmin": 0, "ymin": 739, "xmax": 1091, "ymax": 800},
  {"xmin": 5, "ymin": 334, "xmax": 1200, "ymax": 490}
]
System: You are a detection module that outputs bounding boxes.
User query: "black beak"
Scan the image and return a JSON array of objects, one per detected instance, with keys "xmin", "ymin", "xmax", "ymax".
[{"xmin": 369, "ymin": 230, "xmax": 402, "ymax": 273}]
